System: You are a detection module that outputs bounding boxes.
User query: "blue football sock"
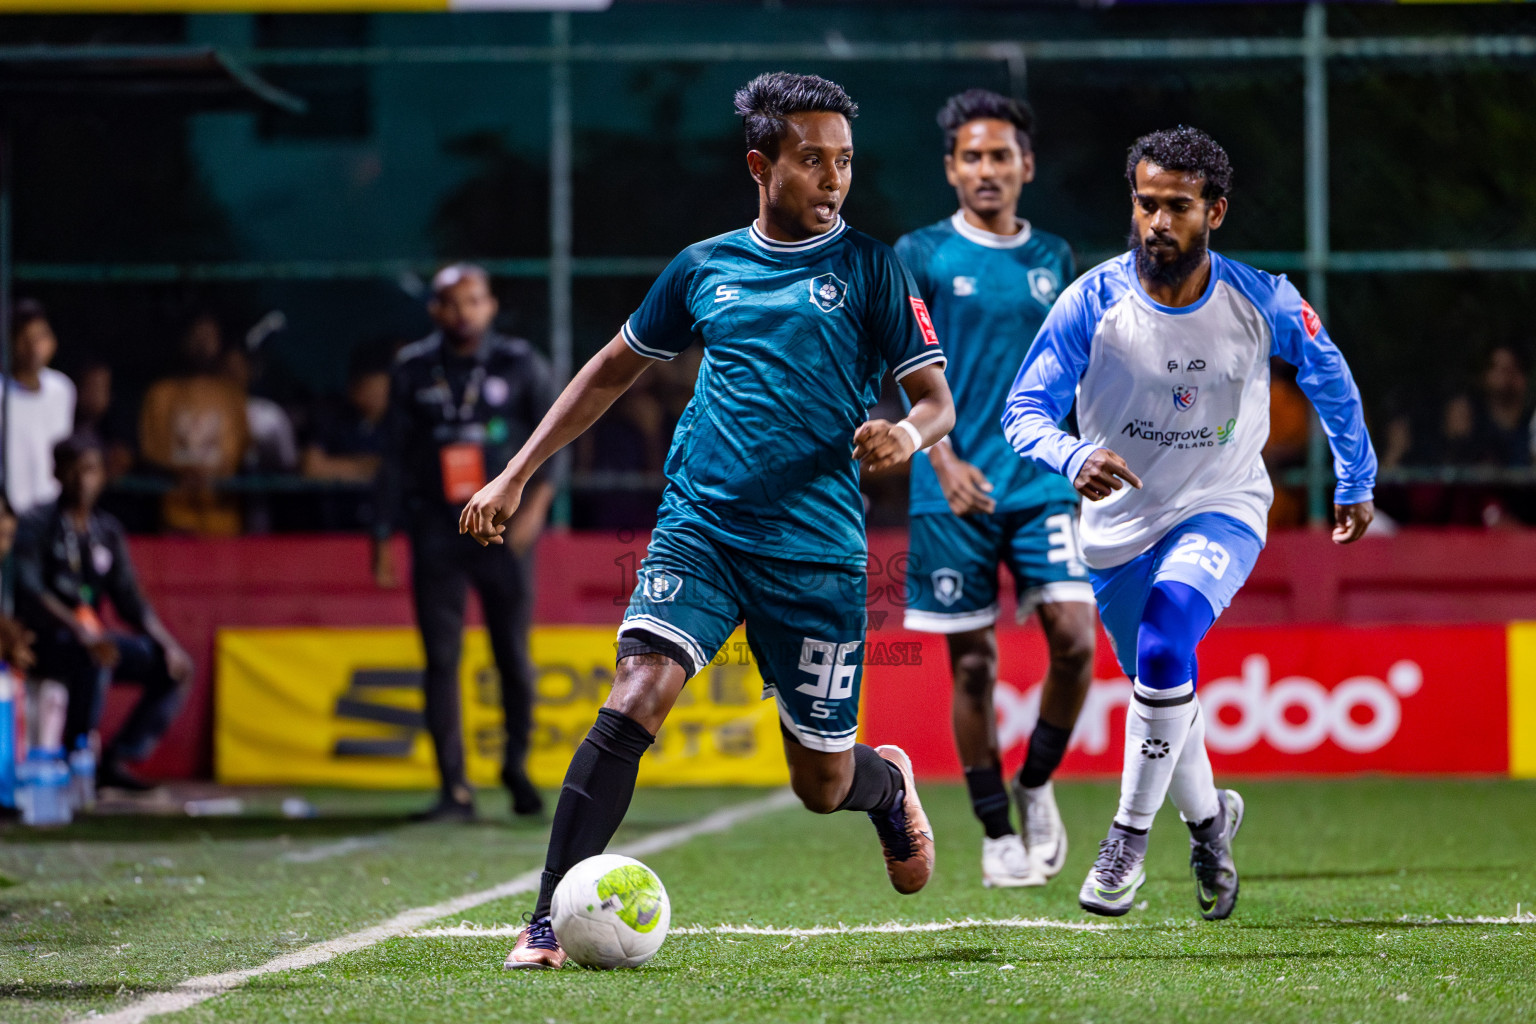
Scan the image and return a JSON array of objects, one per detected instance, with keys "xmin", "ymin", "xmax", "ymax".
[{"xmin": 1116, "ymin": 581, "xmax": 1218, "ymax": 831}]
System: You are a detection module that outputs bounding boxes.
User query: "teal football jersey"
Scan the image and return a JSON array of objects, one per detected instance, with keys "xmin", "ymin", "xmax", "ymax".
[
  {"xmin": 624, "ymin": 218, "xmax": 946, "ymax": 568},
  {"xmin": 896, "ymin": 212, "xmax": 1079, "ymax": 515}
]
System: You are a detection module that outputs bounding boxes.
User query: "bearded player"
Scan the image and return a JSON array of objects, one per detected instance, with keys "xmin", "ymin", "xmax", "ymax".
[
  {"xmin": 895, "ymin": 90, "xmax": 1095, "ymax": 889},
  {"xmin": 462, "ymin": 72, "xmax": 954, "ymax": 968},
  {"xmin": 1002, "ymin": 127, "xmax": 1376, "ymax": 920}
]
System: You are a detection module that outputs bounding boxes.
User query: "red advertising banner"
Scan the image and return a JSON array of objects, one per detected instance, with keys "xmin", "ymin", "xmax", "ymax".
[{"xmin": 861, "ymin": 624, "xmax": 1509, "ymax": 777}]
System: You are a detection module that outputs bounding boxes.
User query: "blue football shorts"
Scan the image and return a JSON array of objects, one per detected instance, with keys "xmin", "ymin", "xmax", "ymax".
[{"xmin": 1090, "ymin": 511, "xmax": 1264, "ymax": 678}]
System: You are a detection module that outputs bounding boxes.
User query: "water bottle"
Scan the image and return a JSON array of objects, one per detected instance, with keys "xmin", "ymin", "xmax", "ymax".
[
  {"xmin": 0, "ymin": 664, "xmax": 15, "ymax": 808},
  {"xmin": 68, "ymin": 739, "xmax": 97, "ymax": 813},
  {"xmin": 17, "ymin": 748, "xmax": 73, "ymax": 826}
]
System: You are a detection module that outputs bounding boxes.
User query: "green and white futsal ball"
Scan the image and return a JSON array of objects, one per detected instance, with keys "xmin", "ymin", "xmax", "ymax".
[{"xmin": 551, "ymin": 854, "xmax": 671, "ymax": 969}]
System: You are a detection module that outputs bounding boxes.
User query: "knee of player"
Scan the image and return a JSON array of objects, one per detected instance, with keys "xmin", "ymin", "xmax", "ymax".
[
  {"xmin": 951, "ymin": 649, "xmax": 997, "ymax": 697},
  {"xmin": 787, "ymin": 759, "xmax": 850, "ymax": 815},
  {"xmin": 790, "ymin": 775, "xmax": 844, "ymax": 815},
  {"xmin": 605, "ymin": 654, "xmax": 684, "ymax": 725},
  {"xmin": 603, "ymin": 685, "xmax": 663, "ymax": 729},
  {"xmin": 1046, "ymin": 628, "xmax": 1094, "ymax": 676},
  {"xmin": 1135, "ymin": 631, "xmax": 1191, "ymax": 688}
]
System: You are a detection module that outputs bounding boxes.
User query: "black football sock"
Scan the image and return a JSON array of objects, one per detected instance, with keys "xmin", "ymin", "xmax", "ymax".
[
  {"xmin": 834, "ymin": 743, "xmax": 904, "ymax": 813},
  {"xmin": 1017, "ymin": 718, "xmax": 1073, "ymax": 789},
  {"xmin": 964, "ymin": 765, "xmax": 1014, "ymax": 839},
  {"xmin": 532, "ymin": 708, "xmax": 655, "ymax": 919},
  {"xmin": 1188, "ymin": 813, "xmax": 1223, "ymax": 844}
]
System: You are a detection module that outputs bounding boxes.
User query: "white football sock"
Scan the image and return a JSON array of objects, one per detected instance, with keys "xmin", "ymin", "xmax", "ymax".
[
  {"xmin": 1168, "ymin": 703, "xmax": 1221, "ymax": 828},
  {"xmin": 1115, "ymin": 680, "xmax": 1198, "ymax": 831}
]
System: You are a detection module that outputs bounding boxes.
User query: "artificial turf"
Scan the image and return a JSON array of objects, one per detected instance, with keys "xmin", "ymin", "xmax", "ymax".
[{"xmin": 3, "ymin": 780, "xmax": 1533, "ymax": 1024}]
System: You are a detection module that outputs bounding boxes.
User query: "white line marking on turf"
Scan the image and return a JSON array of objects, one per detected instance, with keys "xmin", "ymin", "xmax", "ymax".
[
  {"xmin": 413, "ymin": 916, "xmax": 1126, "ymax": 938},
  {"xmin": 77, "ymin": 789, "xmax": 799, "ymax": 1024},
  {"xmin": 414, "ymin": 910, "xmax": 1536, "ymax": 941},
  {"xmin": 1317, "ymin": 912, "xmax": 1536, "ymax": 927},
  {"xmin": 678, "ymin": 918, "xmax": 1118, "ymax": 935},
  {"xmin": 277, "ymin": 836, "xmax": 384, "ymax": 864}
]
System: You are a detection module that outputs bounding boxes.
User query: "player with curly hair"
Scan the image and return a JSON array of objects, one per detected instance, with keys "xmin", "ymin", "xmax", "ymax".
[{"xmin": 1003, "ymin": 127, "xmax": 1377, "ymax": 920}]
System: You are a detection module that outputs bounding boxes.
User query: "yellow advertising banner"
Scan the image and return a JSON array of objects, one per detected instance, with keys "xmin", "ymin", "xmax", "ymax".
[
  {"xmin": 1509, "ymin": 622, "xmax": 1536, "ymax": 780},
  {"xmin": 215, "ymin": 626, "xmax": 789, "ymax": 788}
]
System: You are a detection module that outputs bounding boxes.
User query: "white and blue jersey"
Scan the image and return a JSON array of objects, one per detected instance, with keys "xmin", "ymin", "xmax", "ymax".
[
  {"xmin": 896, "ymin": 212, "xmax": 1079, "ymax": 516},
  {"xmin": 623, "ymin": 217, "xmax": 946, "ymax": 569},
  {"xmin": 1001, "ymin": 249, "xmax": 1376, "ymax": 570}
]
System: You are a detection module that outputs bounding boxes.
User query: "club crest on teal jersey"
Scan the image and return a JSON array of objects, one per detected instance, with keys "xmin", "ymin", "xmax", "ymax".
[
  {"xmin": 808, "ymin": 273, "xmax": 849, "ymax": 313},
  {"xmin": 1028, "ymin": 267, "xmax": 1059, "ymax": 305},
  {"xmin": 931, "ymin": 567, "xmax": 964, "ymax": 607},
  {"xmin": 641, "ymin": 569, "xmax": 684, "ymax": 603}
]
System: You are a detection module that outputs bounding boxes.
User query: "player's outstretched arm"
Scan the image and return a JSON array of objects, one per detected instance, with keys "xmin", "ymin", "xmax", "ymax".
[
  {"xmin": 460, "ymin": 334, "xmax": 653, "ymax": 545},
  {"xmin": 1267, "ymin": 281, "xmax": 1378, "ymax": 537},
  {"xmin": 853, "ymin": 365, "xmax": 954, "ymax": 474}
]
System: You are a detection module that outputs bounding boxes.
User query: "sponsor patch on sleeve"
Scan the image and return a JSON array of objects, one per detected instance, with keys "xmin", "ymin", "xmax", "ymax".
[
  {"xmin": 909, "ymin": 296, "xmax": 940, "ymax": 347},
  {"xmin": 1300, "ymin": 299, "xmax": 1322, "ymax": 340}
]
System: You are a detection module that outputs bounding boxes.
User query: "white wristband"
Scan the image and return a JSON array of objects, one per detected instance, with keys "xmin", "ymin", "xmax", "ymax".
[{"xmin": 895, "ymin": 419, "xmax": 925, "ymax": 452}]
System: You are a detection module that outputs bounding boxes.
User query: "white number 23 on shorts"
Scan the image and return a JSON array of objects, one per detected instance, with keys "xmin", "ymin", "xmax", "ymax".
[{"xmin": 1167, "ymin": 533, "xmax": 1230, "ymax": 579}]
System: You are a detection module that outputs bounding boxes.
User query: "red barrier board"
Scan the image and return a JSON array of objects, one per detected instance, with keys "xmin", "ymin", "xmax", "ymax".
[
  {"xmin": 115, "ymin": 530, "xmax": 1531, "ymax": 780},
  {"xmin": 860, "ymin": 624, "xmax": 1509, "ymax": 778}
]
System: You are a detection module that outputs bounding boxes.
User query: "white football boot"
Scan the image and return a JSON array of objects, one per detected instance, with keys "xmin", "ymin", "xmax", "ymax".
[
  {"xmin": 1012, "ymin": 777, "xmax": 1068, "ymax": 881},
  {"xmin": 1078, "ymin": 827, "xmax": 1149, "ymax": 917},
  {"xmin": 981, "ymin": 833, "xmax": 1044, "ymax": 888}
]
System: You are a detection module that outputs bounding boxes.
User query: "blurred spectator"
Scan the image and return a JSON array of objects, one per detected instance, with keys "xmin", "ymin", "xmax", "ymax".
[
  {"xmin": 218, "ymin": 345, "xmax": 299, "ymax": 473},
  {"xmin": 1379, "ymin": 347, "xmax": 1534, "ymax": 527},
  {"xmin": 1420, "ymin": 346, "xmax": 1531, "ymax": 468},
  {"xmin": 376, "ymin": 264, "xmax": 554, "ymax": 821},
  {"xmin": 73, "ymin": 360, "xmax": 136, "ymax": 480},
  {"xmin": 1476, "ymin": 345, "xmax": 1532, "ymax": 465},
  {"xmin": 138, "ymin": 313, "xmax": 249, "ymax": 535},
  {"xmin": 301, "ymin": 344, "xmax": 393, "ymax": 530},
  {"xmin": 14, "ymin": 435, "xmax": 193, "ymax": 789},
  {"xmin": 302, "ymin": 344, "xmax": 392, "ymax": 483},
  {"xmin": 3, "ymin": 299, "xmax": 76, "ymax": 514},
  {"xmin": 0, "ymin": 494, "xmax": 38, "ymax": 676}
]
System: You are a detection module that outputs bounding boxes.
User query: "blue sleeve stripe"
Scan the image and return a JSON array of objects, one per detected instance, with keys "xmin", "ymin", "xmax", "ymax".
[
  {"xmin": 621, "ymin": 319, "xmax": 677, "ymax": 361},
  {"xmin": 1063, "ymin": 442, "xmax": 1100, "ymax": 487},
  {"xmin": 893, "ymin": 350, "xmax": 947, "ymax": 380}
]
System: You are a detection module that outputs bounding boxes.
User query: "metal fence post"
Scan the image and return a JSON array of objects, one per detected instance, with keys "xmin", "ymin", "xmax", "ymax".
[
  {"xmin": 1304, "ymin": 2, "xmax": 1331, "ymax": 526},
  {"xmin": 0, "ymin": 119, "xmax": 11, "ymax": 613},
  {"xmin": 549, "ymin": 11, "xmax": 574, "ymax": 527}
]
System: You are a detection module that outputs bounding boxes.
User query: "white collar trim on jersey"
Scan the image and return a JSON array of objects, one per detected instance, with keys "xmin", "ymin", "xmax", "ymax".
[
  {"xmin": 748, "ymin": 216, "xmax": 848, "ymax": 253},
  {"xmin": 950, "ymin": 210, "xmax": 1032, "ymax": 249}
]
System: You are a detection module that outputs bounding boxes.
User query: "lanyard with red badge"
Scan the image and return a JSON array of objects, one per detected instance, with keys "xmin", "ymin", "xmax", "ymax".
[
  {"xmin": 62, "ymin": 521, "xmax": 106, "ymax": 637},
  {"xmin": 433, "ymin": 355, "xmax": 489, "ymax": 503}
]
